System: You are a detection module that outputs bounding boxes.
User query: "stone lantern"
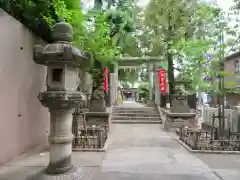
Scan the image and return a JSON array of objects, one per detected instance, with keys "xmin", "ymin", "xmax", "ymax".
[{"xmin": 27, "ymin": 21, "xmax": 90, "ymax": 180}]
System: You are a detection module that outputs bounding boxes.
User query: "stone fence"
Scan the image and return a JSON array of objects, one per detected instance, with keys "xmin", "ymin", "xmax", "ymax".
[{"xmin": 201, "ymin": 105, "xmax": 240, "ymax": 133}]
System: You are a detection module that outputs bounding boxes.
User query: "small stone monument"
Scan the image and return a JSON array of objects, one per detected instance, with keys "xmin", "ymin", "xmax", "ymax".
[
  {"xmin": 89, "ymin": 84, "xmax": 105, "ymax": 112},
  {"xmin": 85, "ymin": 83, "xmax": 109, "ymax": 129},
  {"xmin": 171, "ymin": 83, "xmax": 189, "ymax": 113},
  {"xmin": 27, "ymin": 21, "xmax": 90, "ymax": 180}
]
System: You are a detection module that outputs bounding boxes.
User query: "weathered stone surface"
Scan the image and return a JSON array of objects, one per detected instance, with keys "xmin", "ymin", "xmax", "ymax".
[
  {"xmin": 85, "ymin": 112, "xmax": 109, "ymax": 126},
  {"xmin": 26, "ymin": 166, "xmax": 84, "ymax": 180},
  {"xmin": 89, "ymin": 100, "xmax": 106, "ymax": 112},
  {"xmin": 33, "ymin": 22, "xmax": 90, "ymax": 67},
  {"xmin": 29, "ymin": 21, "xmax": 90, "ymax": 180},
  {"xmin": 171, "ymin": 98, "xmax": 189, "ymax": 113},
  {"xmin": 38, "ymin": 91, "xmax": 85, "ymax": 109}
]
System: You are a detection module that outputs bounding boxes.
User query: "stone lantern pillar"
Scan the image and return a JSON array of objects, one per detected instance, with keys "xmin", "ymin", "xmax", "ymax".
[{"xmin": 27, "ymin": 21, "xmax": 90, "ymax": 180}]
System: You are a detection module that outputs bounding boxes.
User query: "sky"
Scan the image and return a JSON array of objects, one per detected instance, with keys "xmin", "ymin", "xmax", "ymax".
[
  {"xmin": 137, "ymin": 0, "xmax": 234, "ymax": 10},
  {"xmin": 217, "ymin": 0, "xmax": 233, "ymax": 11},
  {"xmin": 82, "ymin": 0, "xmax": 234, "ymax": 12}
]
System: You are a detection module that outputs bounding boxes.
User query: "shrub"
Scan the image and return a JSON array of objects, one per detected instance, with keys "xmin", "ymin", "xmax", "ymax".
[{"xmin": 0, "ymin": 0, "xmax": 58, "ymax": 41}]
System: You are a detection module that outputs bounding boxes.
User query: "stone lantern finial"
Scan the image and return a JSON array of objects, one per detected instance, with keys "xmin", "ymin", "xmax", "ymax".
[{"xmin": 52, "ymin": 21, "xmax": 73, "ymax": 42}]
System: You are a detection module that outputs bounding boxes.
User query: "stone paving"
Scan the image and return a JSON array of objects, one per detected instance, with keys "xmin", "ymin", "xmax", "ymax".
[{"xmin": 1, "ymin": 101, "xmax": 240, "ymax": 179}]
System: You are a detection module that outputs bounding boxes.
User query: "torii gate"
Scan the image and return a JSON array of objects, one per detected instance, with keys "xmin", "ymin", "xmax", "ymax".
[{"xmin": 112, "ymin": 56, "xmax": 165, "ymax": 105}]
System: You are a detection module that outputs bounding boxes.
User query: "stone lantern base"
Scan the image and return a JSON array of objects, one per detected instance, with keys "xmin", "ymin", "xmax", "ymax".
[{"xmin": 27, "ymin": 166, "xmax": 85, "ymax": 180}]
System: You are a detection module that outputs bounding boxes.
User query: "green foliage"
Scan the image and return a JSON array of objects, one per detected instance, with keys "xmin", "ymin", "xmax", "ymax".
[
  {"xmin": 106, "ymin": 0, "xmax": 141, "ymax": 56},
  {"xmin": 121, "ymin": 82, "xmax": 130, "ymax": 88},
  {"xmin": 138, "ymin": 82, "xmax": 149, "ymax": 101},
  {"xmin": 1, "ymin": 0, "xmax": 120, "ymax": 66},
  {"xmin": 174, "ymin": 3, "xmax": 240, "ymax": 95},
  {"xmin": 0, "ymin": 0, "xmax": 57, "ymax": 41},
  {"xmin": 119, "ymin": 68, "xmax": 140, "ymax": 87}
]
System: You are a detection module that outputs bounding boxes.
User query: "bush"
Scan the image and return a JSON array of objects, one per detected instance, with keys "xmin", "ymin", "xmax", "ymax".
[
  {"xmin": 0, "ymin": 0, "xmax": 84, "ymax": 42},
  {"xmin": 0, "ymin": 0, "xmax": 59, "ymax": 41},
  {"xmin": 138, "ymin": 82, "xmax": 149, "ymax": 102}
]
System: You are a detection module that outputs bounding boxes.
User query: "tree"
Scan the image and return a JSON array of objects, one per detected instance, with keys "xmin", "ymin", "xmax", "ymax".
[
  {"xmin": 175, "ymin": 3, "xmax": 240, "ymax": 95},
  {"xmin": 141, "ymin": 0, "xmax": 197, "ymax": 104}
]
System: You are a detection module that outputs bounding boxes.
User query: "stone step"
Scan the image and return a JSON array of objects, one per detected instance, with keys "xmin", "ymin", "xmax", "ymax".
[
  {"xmin": 112, "ymin": 112, "xmax": 159, "ymax": 117},
  {"xmin": 112, "ymin": 120, "xmax": 162, "ymax": 124},
  {"xmin": 114, "ymin": 107, "xmax": 156, "ymax": 111},
  {"xmin": 111, "ymin": 116, "xmax": 161, "ymax": 121},
  {"xmin": 114, "ymin": 108, "xmax": 157, "ymax": 113}
]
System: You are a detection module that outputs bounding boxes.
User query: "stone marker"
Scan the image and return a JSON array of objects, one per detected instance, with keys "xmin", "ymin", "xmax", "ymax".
[
  {"xmin": 86, "ymin": 83, "xmax": 109, "ymax": 131},
  {"xmin": 171, "ymin": 83, "xmax": 190, "ymax": 113},
  {"xmin": 89, "ymin": 84, "xmax": 106, "ymax": 112},
  {"xmin": 26, "ymin": 21, "xmax": 90, "ymax": 180}
]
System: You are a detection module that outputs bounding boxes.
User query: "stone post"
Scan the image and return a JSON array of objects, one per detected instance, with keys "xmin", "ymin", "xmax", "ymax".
[
  {"xmin": 47, "ymin": 109, "xmax": 74, "ymax": 174},
  {"xmin": 114, "ymin": 63, "xmax": 119, "ymax": 105},
  {"xmin": 233, "ymin": 105, "xmax": 240, "ymax": 132},
  {"xmin": 154, "ymin": 69, "xmax": 160, "ymax": 105},
  {"xmin": 148, "ymin": 63, "xmax": 154, "ymax": 105},
  {"xmin": 79, "ymin": 70, "xmax": 92, "ymax": 107},
  {"xmin": 110, "ymin": 73, "xmax": 116, "ymax": 105},
  {"xmin": 27, "ymin": 21, "xmax": 90, "ymax": 180}
]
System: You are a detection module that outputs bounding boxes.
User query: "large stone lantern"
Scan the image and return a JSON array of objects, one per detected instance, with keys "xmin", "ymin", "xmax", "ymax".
[{"xmin": 27, "ymin": 21, "xmax": 90, "ymax": 180}]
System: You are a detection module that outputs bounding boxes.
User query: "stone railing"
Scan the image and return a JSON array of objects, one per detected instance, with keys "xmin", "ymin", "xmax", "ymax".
[
  {"xmin": 73, "ymin": 126, "xmax": 107, "ymax": 150},
  {"xmin": 179, "ymin": 126, "xmax": 240, "ymax": 151},
  {"xmin": 72, "ymin": 104, "xmax": 109, "ymax": 151}
]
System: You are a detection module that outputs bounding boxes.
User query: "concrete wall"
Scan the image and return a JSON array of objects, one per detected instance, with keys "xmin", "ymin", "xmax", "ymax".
[{"xmin": 0, "ymin": 9, "xmax": 49, "ymax": 165}]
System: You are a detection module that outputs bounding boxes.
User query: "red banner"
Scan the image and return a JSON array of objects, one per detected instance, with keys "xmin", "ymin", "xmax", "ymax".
[
  {"xmin": 103, "ymin": 68, "xmax": 108, "ymax": 93},
  {"xmin": 158, "ymin": 68, "xmax": 167, "ymax": 96}
]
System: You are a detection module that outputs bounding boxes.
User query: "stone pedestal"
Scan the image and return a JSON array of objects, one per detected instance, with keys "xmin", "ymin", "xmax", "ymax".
[
  {"xmin": 161, "ymin": 108, "xmax": 196, "ymax": 131},
  {"xmin": 27, "ymin": 109, "xmax": 84, "ymax": 180},
  {"xmin": 85, "ymin": 112, "xmax": 109, "ymax": 128},
  {"xmin": 47, "ymin": 109, "xmax": 74, "ymax": 174}
]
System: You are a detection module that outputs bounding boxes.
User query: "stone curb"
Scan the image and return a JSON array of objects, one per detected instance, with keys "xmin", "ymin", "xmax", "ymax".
[
  {"xmin": 112, "ymin": 120, "xmax": 162, "ymax": 124},
  {"xmin": 72, "ymin": 148, "xmax": 105, "ymax": 152},
  {"xmin": 173, "ymin": 136, "xmax": 240, "ymax": 154}
]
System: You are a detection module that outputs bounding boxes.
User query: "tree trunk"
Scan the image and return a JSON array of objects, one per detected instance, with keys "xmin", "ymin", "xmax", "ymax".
[{"xmin": 167, "ymin": 52, "xmax": 174, "ymax": 105}]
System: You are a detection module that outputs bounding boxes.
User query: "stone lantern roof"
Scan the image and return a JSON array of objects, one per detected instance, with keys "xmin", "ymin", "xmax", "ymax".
[{"xmin": 33, "ymin": 21, "xmax": 91, "ymax": 67}]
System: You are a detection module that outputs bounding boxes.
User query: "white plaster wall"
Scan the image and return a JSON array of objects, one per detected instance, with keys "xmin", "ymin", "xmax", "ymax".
[{"xmin": 0, "ymin": 9, "xmax": 49, "ymax": 165}]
